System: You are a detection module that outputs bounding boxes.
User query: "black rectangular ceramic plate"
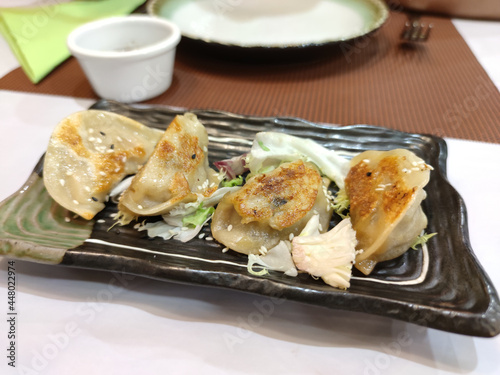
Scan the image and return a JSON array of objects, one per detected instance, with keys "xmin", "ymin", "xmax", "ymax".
[{"xmin": 1, "ymin": 100, "xmax": 499, "ymax": 337}]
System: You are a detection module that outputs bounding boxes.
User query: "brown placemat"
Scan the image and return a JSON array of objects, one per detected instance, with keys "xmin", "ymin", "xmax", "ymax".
[{"xmin": 1, "ymin": 11, "xmax": 499, "ymax": 143}]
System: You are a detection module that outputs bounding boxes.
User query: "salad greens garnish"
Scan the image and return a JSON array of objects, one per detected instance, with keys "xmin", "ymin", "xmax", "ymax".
[
  {"xmin": 221, "ymin": 175, "xmax": 244, "ymax": 187},
  {"xmin": 258, "ymin": 140, "xmax": 270, "ymax": 151},
  {"xmin": 182, "ymin": 204, "xmax": 215, "ymax": 228},
  {"xmin": 332, "ymin": 188, "xmax": 350, "ymax": 219},
  {"xmin": 411, "ymin": 232, "xmax": 437, "ymax": 250}
]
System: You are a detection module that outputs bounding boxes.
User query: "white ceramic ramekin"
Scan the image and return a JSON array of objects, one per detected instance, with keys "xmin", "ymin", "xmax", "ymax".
[{"xmin": 67, "ymin": 15, "xmax": 181, "ymax": 103}]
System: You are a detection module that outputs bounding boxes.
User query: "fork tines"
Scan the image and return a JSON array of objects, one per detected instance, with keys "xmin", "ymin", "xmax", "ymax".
[{"xmin": 402, "ymin": 21, "xmax": 433, "ymax": 42}]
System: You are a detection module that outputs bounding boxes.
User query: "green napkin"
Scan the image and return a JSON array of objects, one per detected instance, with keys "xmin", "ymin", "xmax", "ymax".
[{"xmin": 0, "ymin": 0, "xmax": 146, "ymax": 84}]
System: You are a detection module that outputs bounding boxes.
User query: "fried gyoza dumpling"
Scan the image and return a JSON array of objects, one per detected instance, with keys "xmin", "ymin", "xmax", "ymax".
[
  {"xmin": 43, "ymin": 110, "xmax": 163, "ymax": 220},
  {"xmin": 345, "ymin": 149, "xmax": 432, "ymax": 275},
  {"xmin": 211, "ymin": 160, "xmax": 333, "ymax": 254},
  {"xmin": 117, "ymin": 113, "xmax": 220, "ymax": 224}
]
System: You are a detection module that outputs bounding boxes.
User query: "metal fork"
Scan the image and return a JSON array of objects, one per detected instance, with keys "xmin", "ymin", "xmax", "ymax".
[{"xmin": 401, "ymin": 19, "xmax": 433, "ymax": 42}]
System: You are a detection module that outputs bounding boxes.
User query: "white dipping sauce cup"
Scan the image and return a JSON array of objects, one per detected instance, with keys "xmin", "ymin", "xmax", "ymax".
[{"xmin": 67, "ymin": 15, "xmax": 181, "ymax": 103}]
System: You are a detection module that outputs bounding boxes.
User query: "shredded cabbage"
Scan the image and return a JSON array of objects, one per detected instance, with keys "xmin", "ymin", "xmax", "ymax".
[
  {"xmin": 247, "ymin": 258, "xmax": 269, "ymax": 276},
  {"xmin": 136, "ymin": 213, "xmax": 213, "ymax": 243},
  {"xmin": 246, "ymin": 241, "xmax": 298, "ymax": 277},
  {"xmin": 166, "ymin": 186, "xmax": 241, "ymax": 218},
  {"xmin": 246, "ymin": 132, "xmax": 350, "ymax": 189},
  {"xmin": 332, "ymin": 188, "xmax": 350, "ymax": 219},
  {"xmin": 135, "ymin": 186, "xmax": 242, "ymax": 242}
]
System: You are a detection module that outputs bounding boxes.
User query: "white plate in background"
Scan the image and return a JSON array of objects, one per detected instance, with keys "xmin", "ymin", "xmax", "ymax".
[{"xmin": 148, "ymin": 0, "xmax": 389, "ymax": 50}]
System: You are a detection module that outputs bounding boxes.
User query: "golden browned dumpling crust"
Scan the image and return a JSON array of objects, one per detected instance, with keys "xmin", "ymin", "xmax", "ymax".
[
  {"xmin": 345, "ymin": 149, "xmax": 431, "ymax": 275},
  {"xmin": 346, "ymin": 155, "xmax": 416, "ymax": 226},
  {"xmin": 211, "ymin": 160, "xmax": 333, "ymax": 255},
  {"xmin": 43, "ymin": 110, "xmax": 163, "ymax": 220},
  {"xmin": 117, "ymin": 113, "xmax": 220, "ymax": 223},
  {"xmin": 231, "ymin": 160, "xmax": 322, "ymax": 230}
]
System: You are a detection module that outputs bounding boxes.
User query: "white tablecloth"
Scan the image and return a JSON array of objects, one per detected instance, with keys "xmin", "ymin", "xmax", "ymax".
[{"xmin": 1, "ymin": 13, "xmax": 500, "ymax": 375}]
